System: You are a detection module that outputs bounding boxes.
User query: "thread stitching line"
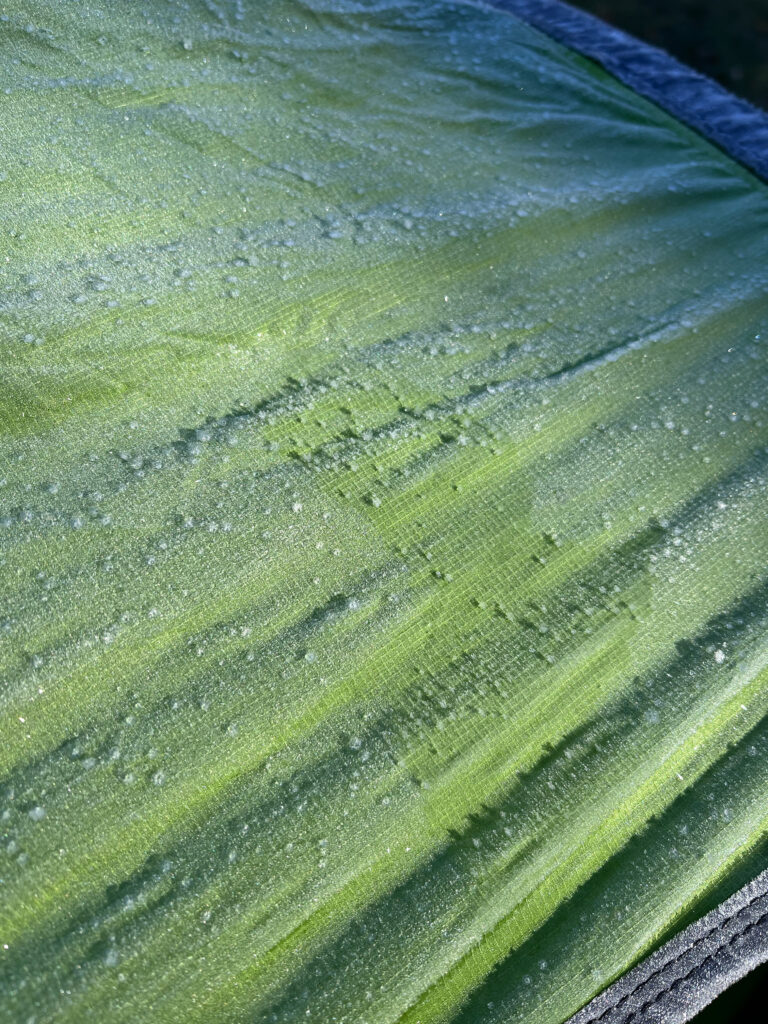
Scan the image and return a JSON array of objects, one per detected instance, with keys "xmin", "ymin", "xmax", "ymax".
[{"xmin": 581, "ymin": 889, "xmax": 768, "ymax": 1023}]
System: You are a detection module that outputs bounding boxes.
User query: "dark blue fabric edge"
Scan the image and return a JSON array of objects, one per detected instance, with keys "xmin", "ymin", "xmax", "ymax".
[{"xmin": 479, "ymin": 0, "xmax": 768, "ymax": 183}]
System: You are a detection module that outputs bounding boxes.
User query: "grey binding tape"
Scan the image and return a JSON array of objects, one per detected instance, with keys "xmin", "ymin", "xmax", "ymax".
[
  {"xmin": 479, "ymin": 0, "xmax": 768, "ymax": 183},
  {"xmin": 566, "ymin": 867, "xmax": 768, "ymax": 1022}
]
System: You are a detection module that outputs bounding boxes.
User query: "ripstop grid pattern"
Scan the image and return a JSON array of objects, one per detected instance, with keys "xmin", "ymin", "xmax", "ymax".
[{"xmin": 1, "ymin": 3, "xmax": 768, "ymax": 1023}]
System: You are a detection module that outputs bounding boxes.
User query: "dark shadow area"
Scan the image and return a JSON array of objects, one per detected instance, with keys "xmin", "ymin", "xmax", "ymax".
[
  {"xmin": 693, "ymin": 957, "xmax": 768, "ymax": 1021},
  {"xmin": 570, "ymin": 0, "xmax": 768, "ymax": 110}
]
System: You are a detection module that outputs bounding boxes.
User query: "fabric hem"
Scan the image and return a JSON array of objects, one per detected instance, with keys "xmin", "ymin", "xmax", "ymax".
[
  {"xmin": 568, "ymin": 867, "xmax": 768, "ymax": 1023},
  {"xmin": 478, "ymin": 0, "xmax": 768, "ymax": 182}
]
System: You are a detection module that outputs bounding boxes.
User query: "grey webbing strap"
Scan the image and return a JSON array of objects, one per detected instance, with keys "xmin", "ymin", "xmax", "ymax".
[{"xmin": 567, "ymin": 867, "xmax": 768, "ymax": 1022}]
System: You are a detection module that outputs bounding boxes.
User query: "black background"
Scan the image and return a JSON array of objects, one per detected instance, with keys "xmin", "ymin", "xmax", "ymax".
[{"xmin": 570, "ymin": 0, "xmax": 768, "ymax": 110}]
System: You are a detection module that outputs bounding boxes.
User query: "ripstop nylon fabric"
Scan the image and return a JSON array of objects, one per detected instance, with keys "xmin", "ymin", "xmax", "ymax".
[{"xmin": 1, "ymin": 3, "xmax": 767, "ymax": 1023}]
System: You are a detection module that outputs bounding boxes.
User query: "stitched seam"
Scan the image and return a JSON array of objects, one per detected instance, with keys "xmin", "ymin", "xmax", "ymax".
[
  {"xmin": 624, "ymin": 905, "xmax": 768, "ymax": 1023},
  {"xmin": 581, "ymin": 890, "xmax": 768, "ymax": 1023}
]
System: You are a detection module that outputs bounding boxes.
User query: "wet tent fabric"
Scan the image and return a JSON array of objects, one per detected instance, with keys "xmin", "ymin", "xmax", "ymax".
[
  {"xmin": 498, "ymin": 4, "xmax": 768, "ymax": 1018},
  {"xmin": 1, "ymin": 2, "xmax": 767, "ymax": 1024}
]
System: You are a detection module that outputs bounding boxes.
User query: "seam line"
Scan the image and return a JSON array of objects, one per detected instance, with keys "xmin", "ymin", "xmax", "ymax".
[{"xmin": 581, "ymin": 890, "xmax": 768, "ymax": 1023}]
